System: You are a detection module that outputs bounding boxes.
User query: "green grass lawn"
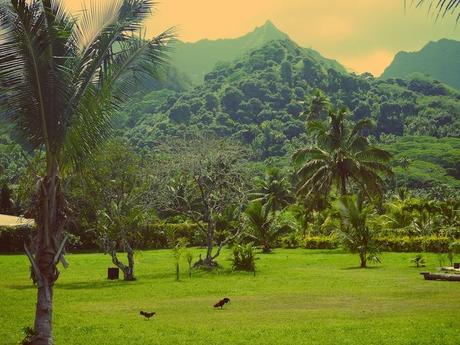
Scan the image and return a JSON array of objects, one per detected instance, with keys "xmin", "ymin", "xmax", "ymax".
[{"xmin": 1, "ymin": 249, "xmax": 459, "ymax": 345}]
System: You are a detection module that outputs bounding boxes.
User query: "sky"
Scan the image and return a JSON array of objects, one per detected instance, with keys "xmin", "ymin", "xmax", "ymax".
[{"xmin": 63, "ymin": 0, "xmax": 460, "ymax": 76}]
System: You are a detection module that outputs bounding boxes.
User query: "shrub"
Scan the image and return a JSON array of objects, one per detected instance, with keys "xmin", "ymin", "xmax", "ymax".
[
  {"xmin": 411, "ymin": 254, "xmax": 426, "ymax": 267},
  {"xmin": 0, "ymin": 226, "xmax": 33, "ymax": 253},
  {"xmin": 300, "ymin": 235, "xmax": 456, "ymax": 253},
  {"xmin": 231, "ymin": 243, "xmax": 257, "ymax": 272},
  {"xmin": 302, "ymin": 236, "xmax": 339, "ymax": 249},
  {"xmin": 280, "ymin": 232, "xmax": 301, "ymax": 249},
  {"xmin": 375, "ymin": 236, "xmax": 452, "ymax": 253}
]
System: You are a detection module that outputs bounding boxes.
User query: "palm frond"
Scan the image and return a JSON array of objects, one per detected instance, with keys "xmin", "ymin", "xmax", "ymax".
[{"xmin": 407, "ymin": 0, "xmax": 460, "ymax": 21}]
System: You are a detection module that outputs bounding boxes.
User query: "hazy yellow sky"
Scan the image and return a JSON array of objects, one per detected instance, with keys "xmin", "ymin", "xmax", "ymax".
[{"xmin": 63, "ymin": 0, "xmax": 460, "ymax": 76}]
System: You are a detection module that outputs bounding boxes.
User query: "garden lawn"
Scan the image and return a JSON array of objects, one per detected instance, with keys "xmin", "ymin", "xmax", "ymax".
[{"xmin": 1, "ymin": 249, "xmax": 459, "ymax": 345}]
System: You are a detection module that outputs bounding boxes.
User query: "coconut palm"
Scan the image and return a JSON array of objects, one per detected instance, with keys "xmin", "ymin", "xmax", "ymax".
[
  {"xmin": 244, "ymin": 201, "xmax": 283, "ymax": 253},
  {"xmin": 307, "ymin": 89, "xmax": 330, "ymax": 121},
  {"xmin": 252, "ymin": 167, "xmax": 293, "ymax": 215},
  {"xmin": 335, "ymin": 194, "xmax": 380, "ymax": 268},
  {"xmin": 293, "ymin": 108, "xmax": 393, "ymax": 200},
  {"xmin": 0, "ymin": 1, "xmax": 172, "ymax": 343}
]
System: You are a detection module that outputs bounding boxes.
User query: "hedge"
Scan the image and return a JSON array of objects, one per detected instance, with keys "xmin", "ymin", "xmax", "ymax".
[
  {"xmin": 0, "ymin": 222, "xmax": 205, "ymax": 252},
  {"xmin": 301, "ymin": 235, "xmax": 456, "ymax": 253},
  {"xmin": 0, "ymin": 224, "xmax": 457, "ymax": 254},
  {"xmin": 0, "ymin": 225, "xmax": 33, "ymax": 252}
]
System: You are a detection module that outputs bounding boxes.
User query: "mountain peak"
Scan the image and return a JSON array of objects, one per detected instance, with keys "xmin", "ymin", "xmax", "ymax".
[
  {"xmin": 250, "ymin": 20, "xmax": 289, "ymax": 41},
  {"xmin": 381, "ymin": 39, "xmax": 460, "ymax": 89}
]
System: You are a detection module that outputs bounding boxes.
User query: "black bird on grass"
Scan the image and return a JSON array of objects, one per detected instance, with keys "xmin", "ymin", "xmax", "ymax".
[
  {"xmin": 140, "ymin": 311, "xmax": 156, "ymax": 320},
  {"xmin": 214, "ymin": 297, "xmax": 231, "ymax": 309}
]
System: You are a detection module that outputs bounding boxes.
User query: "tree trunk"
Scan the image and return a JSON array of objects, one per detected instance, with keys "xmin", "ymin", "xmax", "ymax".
[
  {"xmin": 33, "ymin": 281, "xmax": 53, "ymax": 345},
  {"xmin": 359, "ymin": 251, "xmax": 367, "ymax": 268},
  {"xmin": 340, "ymin": 175, "xmax": 347, "ymax": 196},
  {"xmin": 204, "ymin": 220, "xmax": 215, "ymax": 265},
  {"xmin": 111, "ymin": 249, "xmax": 135, "ymax": 281},
  {"xmin": 262, "ymin": 243, "xmax": 272, "ymax": 253},
  {"xmin": 29, "ymin": 158, "xmax": 67, "ymax": 345},
  {"xmin": 126, "ymin": 243, "xmax": 135, "ymax": 281}
]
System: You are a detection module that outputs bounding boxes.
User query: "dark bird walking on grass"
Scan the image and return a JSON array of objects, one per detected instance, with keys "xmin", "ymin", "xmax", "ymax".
[
  {"xmin": 214, "ymin": 298, "xmax": 231, "ymax": 309},
  {"xmin": 140, "ymin": 311, "xmax": 156, "ymax": 320}
]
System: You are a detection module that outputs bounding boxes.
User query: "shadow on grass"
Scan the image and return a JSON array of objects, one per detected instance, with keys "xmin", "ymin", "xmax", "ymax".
[
  {"xmin": 8, "ymin": 280, "xmax": 135, "ymax": 291},
  {"xmin": 341, "ymin": 266, "xmax": 382, "ymax": 270}
]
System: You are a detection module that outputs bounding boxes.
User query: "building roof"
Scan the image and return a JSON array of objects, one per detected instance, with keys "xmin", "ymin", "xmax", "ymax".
[{"xmin": 0, "ymin": 214, "xmax": 34, "ymax": 227}]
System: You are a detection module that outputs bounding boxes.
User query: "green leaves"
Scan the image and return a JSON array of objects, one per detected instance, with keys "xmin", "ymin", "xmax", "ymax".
[
  {"xmin": 293, "ymin": 107, "xmax": 393, "ymax": 199},
  {"xmin": 0, "ymin": 0, "xmax": 173, "ymax": 171}
]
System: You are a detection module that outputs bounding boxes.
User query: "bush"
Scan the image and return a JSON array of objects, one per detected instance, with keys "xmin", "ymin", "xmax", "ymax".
[
  {"xmin": 231, "ymin": 243, "xmax": 257, "ymax": 272},
  {"xmin": 375, "ymin": 236, "xmax": 452, "ymax": 253},
  {"xmin": 302, "ymin": 236, "xmax": 339, "ymax": 249},
  {"xmin": 280, "ymin": 232, "xmax": 301, "ymax": 249},
  {"xmin": 0, "ymin": 226, "xmax": 33, "ymax": 253},
  {"xmin": 301, "ymin": 235, "xmax": 456, "ymax": 252}
]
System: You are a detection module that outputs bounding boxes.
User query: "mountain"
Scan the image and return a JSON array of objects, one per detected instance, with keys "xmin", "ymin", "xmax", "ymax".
[
  {"xmin": 121, "ymin": 39, "xmax": 459, "ymax": 189},
  {"xmin": 170, "ymin": 20, "xmax": 345, "ymax": 84},
  {"xmin": 381, "ymin": 39, "xmax": 460, "ymax": 89}
]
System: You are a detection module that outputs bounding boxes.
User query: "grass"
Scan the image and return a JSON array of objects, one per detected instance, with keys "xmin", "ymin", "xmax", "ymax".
[{"xmin": 1, "ymin": 249, "xmax": 459, "ymax": 345}]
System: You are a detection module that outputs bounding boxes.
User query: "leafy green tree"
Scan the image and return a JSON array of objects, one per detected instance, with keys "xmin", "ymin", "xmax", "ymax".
[
  {"xmin": 221, "ymin": 86, "xmax": 244, "ymax": 114},
  {"xmin": 205, "ymin": 93, "xmax": 219, "ymax": 111},
  {"xmin": 0, "ymin": 183, "xmax": 14, "ymax": 214},
  {"xmin": 280, "ymin": 61, "xmax": 293, "ymax": 86},
  {"xmin": 0, "ymin": 0, "xmax": 171, "ymax": 342},
  {"xmin": 74, "ymin": 139, "xmax": 149, "ymax": 281},
  {"xmin": 293, "ymin": 109, "xmax": 393, "ymax": 199},
  {"xmin": 151, "ymin": 137, "xmax": 250, "ymax": 267},
  {"xmin": 335, "ymin": 194, "xmax": 380, "ymax": 268},
  {"xmin": 169, "ymin": 102, "xmax": 192, "ymax": 123}
]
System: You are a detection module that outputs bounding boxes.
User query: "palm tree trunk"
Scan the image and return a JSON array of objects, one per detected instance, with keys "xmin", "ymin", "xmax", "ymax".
[
  {"xmin": 340, "ymin": 175, "xmax": 347, "ymax": 196},
  {"xmin": 33, "ymin": 281, "xmax": 53, "ymax": 345},
  {"xmin": 359, "ymin": 251, "xmax": 367, "ymax": 268},
  {"xmin": 30, "ymin": 157, "xmax": 65, "ymax": 345}
]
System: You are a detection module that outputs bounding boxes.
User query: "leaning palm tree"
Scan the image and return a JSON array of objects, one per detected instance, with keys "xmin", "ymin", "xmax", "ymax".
[
  {"xmin": 293, "ymin": 109, "xmax": 393, "ymax": 199},
  {"xmin": 252, "ymin": 167, "xmax": 293, "ymax": 215},
  {"xmin": 0, "ymin": 1, "xmax": 172, "ymax": 343}
]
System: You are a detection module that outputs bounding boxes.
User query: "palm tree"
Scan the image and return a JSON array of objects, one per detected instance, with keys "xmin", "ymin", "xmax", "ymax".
[
  {"xmin": 335, "ymin": 194, "xmax": 380, "ymax": 268},
  {"xmin": 244, "ymin": 201, "xmax": 282, "ymax": 253},
  {"xmin": 293, "ymin": 109, "xmax": 393, "ymax": 200},
  {"xmin": 252, "ymin": 167, "xmax": 293, "ymax": 215},
  {"xmin": 0, "ymin": 1, "xmax": 172, "ymax": 343},
  {"xmin": 307, "ymin": 89, "xmax": 330, "ymax": 121}
]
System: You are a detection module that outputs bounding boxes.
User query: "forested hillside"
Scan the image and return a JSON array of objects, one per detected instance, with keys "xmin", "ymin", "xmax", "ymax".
[
  {"xmin": 381, "ymin": 39, "xmax": 460, "ymax": 90},
  {"xmin": 121, "ymin": 39, "xmax": 460, "ymax": 190}
]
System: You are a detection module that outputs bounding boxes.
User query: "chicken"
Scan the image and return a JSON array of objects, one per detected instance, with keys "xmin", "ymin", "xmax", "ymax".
[
  {"xmin": 140, "ymin": 311, "xmax": 156, "ymax": 320},
  {"xmin": 213, "ymin": 297, "xmax": 230, "ymax": 309}
]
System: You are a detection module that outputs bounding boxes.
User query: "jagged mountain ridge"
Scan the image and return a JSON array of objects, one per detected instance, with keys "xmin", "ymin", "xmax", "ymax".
[{"xmin": 381, "ymin": 39, "xmax": 460, "ymax": 89}]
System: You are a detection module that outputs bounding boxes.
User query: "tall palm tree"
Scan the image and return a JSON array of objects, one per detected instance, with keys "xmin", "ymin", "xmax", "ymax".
[
  {"xmin": 252, "ymin": 167, "xmax": 293, "ymax": 215},
  {"xmin": 0, "ymin": 1, "xmax": 172, "ymax": 343},
  {"xmin": 293, "ymin": 109, "xmax": 393, "ymax": 200}
]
